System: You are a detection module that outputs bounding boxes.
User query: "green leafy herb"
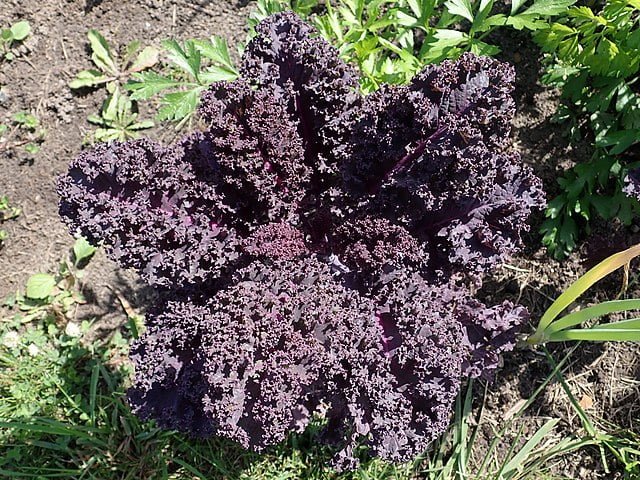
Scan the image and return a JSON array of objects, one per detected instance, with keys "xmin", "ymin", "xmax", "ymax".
[
  {"xmin": 249, "ymin": 0, "xmax": 575, "ymax": 93},
  {"xmin": 126, "ymin": 36, "xmax": 239, "ymax": 126},
  {"xmin": 536, "ymin": 0, "xmax": 640, "ymax": 258}
]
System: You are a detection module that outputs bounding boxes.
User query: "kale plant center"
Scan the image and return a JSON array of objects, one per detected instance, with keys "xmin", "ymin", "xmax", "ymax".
[{"xmin": 57, "ymin": 12, "xmax": 545, "ymax": 470}]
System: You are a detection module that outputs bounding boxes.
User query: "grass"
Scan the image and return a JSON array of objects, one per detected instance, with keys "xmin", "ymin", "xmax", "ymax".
[{"xmin": 1, "ymin": 250, "xmax": 639, "ymax": 479}]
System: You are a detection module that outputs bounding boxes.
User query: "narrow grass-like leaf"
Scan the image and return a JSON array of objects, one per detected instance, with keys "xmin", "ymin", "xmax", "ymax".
[
  {"xmin": 172, "ymin": 458, "xmax": 208, "ymax": 480},
  {"xmin": 547, "ymin": 328, "xmax": 640, "ymax": 342},
  {"xmin": 591, "ymin": 317, "xmax": 640, "ymax": 330},
  {"xmin": 89, "ymin": 362, "xmax": 99, "ymax": 427},
  {"xmin": 545, "ymin": 299, "xmax": 640, "ymax": 333},
  {"xmin": 0, "ymin": 468, "xmax": 80, "ymax": 478},
  {"xmin": 501, "ymin": 418, "xmax": 560, "ymax": 476},
  {"xmin": 531, "ymin": 242, "xmax": 640, "ymax": 342},
  {"xmin": 0, "ymin": 420, "xmax": 106, "ymax": 445}
]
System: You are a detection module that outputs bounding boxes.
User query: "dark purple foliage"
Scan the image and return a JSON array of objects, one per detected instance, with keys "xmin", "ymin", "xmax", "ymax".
[
  {"xmin": 624, "ymin": 167, "xmax": 640, "ymax": 201},
  {"xmin": 57, "ymin": 136, "xmax": 240, "ymax": 287},
  {"xmin": 57, "ymin": 12, "xmax": 544, "ymax": 469}
]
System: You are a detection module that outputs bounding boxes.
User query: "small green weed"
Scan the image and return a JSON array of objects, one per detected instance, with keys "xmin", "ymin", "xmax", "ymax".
[
  {"xmin": 0, "ymin": 110, "xmax": 46, "ymax": 155},
  {"xmin": 69, "ymin": 30, "xmax": 159, "ymax": 90},
  {"xmin": 86, "ymin": 84, "xmax": 154, "ymax": 142},
  {"xmin": 70, "ymin": 30, "xmax": 157, "ymax": 142},
  {"xmin": 0, "ymin": 21, "xmax": 30, "ymax": 61},
  {"xmin": 3, "ymin": 246, "xmax": 89, "ymax": 325},
  {"xmin": 0, "ymin": 196, "xmax": 20, "ymax": 247}
]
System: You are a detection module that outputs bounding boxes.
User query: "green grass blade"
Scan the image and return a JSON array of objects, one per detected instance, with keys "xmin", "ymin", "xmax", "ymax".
[
  {"xmin": 547, "ymin": 328, "xmax": 640, "ymax": 342},
  {"xmin": 0, "ymin": 420, "xmax": 108, "ymax": 447},
  {"xmin": 500, "ymin": 418, "xmax": 560, "ymax": 476},
  {"xmin": 545, "ymin": 299, "xmax": 640, "ymax": 334},
  {"xmin": 0, "ymin": 468, "xmax": 80, "ymax": 478},
  {"xmin": 171, "ymin": 458, "xmax": 207, "ymax": 479},
  {"xmin": 591, "ymin": 317, "xmax": 640, "ymax": 330},
  {"xmin": 531, "ymin": 242, "xmax": 640, "ymax": 342},
  {"xmin": 89, "ymin": 361, "xmax": 100, "ymax": 426}
]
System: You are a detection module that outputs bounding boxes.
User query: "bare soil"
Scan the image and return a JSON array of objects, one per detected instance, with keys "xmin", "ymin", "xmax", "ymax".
[{"xmin": 0, "ymin": 1, "xmax": 638, "ymax": 479}]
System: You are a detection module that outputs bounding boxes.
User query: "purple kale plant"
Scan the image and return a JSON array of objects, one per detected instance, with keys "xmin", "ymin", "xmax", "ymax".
[
  {"xmin": 57, "ymin": 12, "xmax": 545, "ymax": 470},
  {"xmin": 624, "ymin": 167, "xmax": 640, "ymax": 201}
]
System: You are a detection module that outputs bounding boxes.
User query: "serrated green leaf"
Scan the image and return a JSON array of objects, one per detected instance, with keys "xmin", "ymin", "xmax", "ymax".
[
  {"xmin": 591, "ymin": 195, "xmax": 615, "ymax": 218},
  {"xmin": 603, "ymin": 129, "xmax": 640, "ymax": 154},
  {"xmin": 193, "ymin": 37, "xmax": 235, "ymax": 68},
  {"xmin": 421, "ymin": 28, "xmax": 468, "ymax": 61},
  {"xmin": 126, "ymin": 72, "xmax": 183, "ymax": 100},
  {"xmin": 87, "ymin": 114, "xmax": 103, "ymax": 125},
  {"xmin": 10, "ymin": 21, "xmax": 30, "ymax": 41},
  {"xmin": 444, "ymin": 0, "xmax": 475, "ymax": 22},
  {"xmin": 506, "ymin": 14, "xmax": 548, "ymax": 30},
  {"xmin": 523, "ymin": 0, "xmax": 577, "ymax": 16},
  {"xmin": 163, "ymin": 39, "xmax": 201, "ymax": 82},
  {"xmin": 102, "ymin": 87, "xmax": 121, "ymax": 121},
  {"xmin": 569, "ymin": 6, "xmax": 597, "ymax": 20},
  {"xmin": 157, "ymin": 88, "xmax": 202, "ymax": 122},
  {"xmin": 406, "ymin": 0, "xmax": 423, "ymax": 18},
  {"xmin": 472, "ymin": 14, "xmax": 507, "ymax": 33},
  {"xmin": 92, "ymin": 127, "xmax": 123, "ymax": 143},
  {"xmin": 469, "ymin": 39, "xmax": 500, "ymax": 55},
  {"xmin": 124, "ymin": 40, "xmax": 141, "ymax": 63},
  {"xmin": 199, "ymin": 66, "xmax": 240, "ymax": 83},
  {"xmin": 128, "ymin": 120, "xmax": 155, "ymax": 130},
  {"xmin": 87, "ymin": 29, "xmax": 117, "ymax": 75},
  {"xmin": 26, "ymin": 273, "xmax": 56, "ymax": 300}
]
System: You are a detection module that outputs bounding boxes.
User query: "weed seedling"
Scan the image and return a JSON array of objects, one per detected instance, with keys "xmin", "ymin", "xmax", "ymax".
[
  {"xmin": 69, "ymin": 30, "xmax": 157, "ymax": 143},
  {"xmin": 0, "ymin": 21, "xmax": 30, "ymax": 61},
  {"xmin": 0, "ymin": 195, "xmax": 20, "ymax": 246},
  {"xmin": 0, "ymin": 111, "xmax": 46, "ymax": 155},
  {"xmin": 69, "ymin": 30, "xmax": 159, "ymax": 90},
  {"xmin": 86, "ymin": 84, "xmax": 154, "ymax": 143}
]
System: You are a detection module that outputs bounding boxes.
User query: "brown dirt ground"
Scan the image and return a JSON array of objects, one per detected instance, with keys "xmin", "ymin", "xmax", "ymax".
[{"xmin": 0, "ymin": 1, "xmax": 638, "ymax": 479}]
